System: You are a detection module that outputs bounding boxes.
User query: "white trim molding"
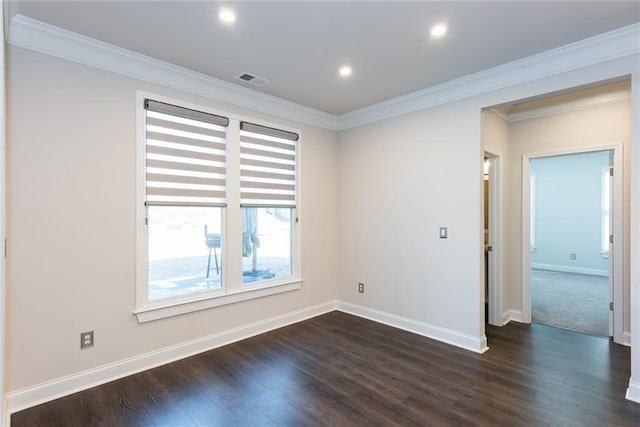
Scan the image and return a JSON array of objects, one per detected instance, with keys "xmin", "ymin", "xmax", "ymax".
[
  {"xmin": 626, "ymin": 380, "xmax": 640, "ymax": 404},
  {"xmin": 502, "ymin": 309, "xmax": 525, "ymax": 326},
  {"xmin": 134, "ymin": 281, "xmax": 303, "ymax": 323},
  {"xmin": 6, "ymin": 15, "xmax": 640, "ymax": 132},
  {"xmin": 0, "ymin": 3, "xmax": 6, "ymax": 426},
  {"xmin": 338, "ymin": 23, "xmax": 640, "ymax": 129},
  {"xmin": 531, "ymin": 263, "xmax": 608, "ymax": 277},
  {"xmin": 5, "ymin": 301, "xmax": 336, "ymax": 417},
  {"xmin": 507, "ymin": 87, "xmax": 630, "ymax": 122},
  {"xmin": 624, "ymin": 331, "xmax": 631, "ymax": 347},
  {"xmin": 521, "ymin": 144, "xmax": 625, "ymax": 344},
  {"xmin": 485, "ymin": 151, "xmax": 504, "ymax": 327},
  {"xmin": 7, "ymin": 15, "xmax": 338, "ymax": 131},
  {"xmin": 336, "ymin": 301, "xmax": 489, "ymax": 354},
  {"xmin": 5, "ymin": 300, "xmax": 492, "ymax": 417}
]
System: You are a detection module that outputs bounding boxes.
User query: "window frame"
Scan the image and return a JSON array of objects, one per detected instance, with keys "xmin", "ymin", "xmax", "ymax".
[{"xmin": 134, "ymin": 92, "xmax": 302, "ymax": 323}]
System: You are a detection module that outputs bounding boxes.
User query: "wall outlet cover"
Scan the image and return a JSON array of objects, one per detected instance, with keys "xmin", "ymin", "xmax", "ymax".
[{"xmin": 81, "ymin": 331, "xmax": 94, "ymax": 349}]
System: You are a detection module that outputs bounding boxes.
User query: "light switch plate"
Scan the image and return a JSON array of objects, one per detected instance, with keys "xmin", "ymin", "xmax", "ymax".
[{"xmin": 440, "ymin": 227, "xmax": 448, "ymax": 239}]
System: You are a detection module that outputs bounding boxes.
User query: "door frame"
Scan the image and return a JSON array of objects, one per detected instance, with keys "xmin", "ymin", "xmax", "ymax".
[
  {"xmin": 484, "ymin": 151, "xmax": 503, "ymax": 326},
  {"xmin": 521, "ymin": 144, "xmax": 624, "ymax": 343}
]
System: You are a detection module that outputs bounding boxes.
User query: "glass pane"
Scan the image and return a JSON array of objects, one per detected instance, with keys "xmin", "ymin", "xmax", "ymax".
[
  {"xmin": 148, "ymin": 206, "xmax": 222, "ymax": 301},
  {"xmin": 242, "ymin": 207, "xmax": 292, "ymax": 284}
]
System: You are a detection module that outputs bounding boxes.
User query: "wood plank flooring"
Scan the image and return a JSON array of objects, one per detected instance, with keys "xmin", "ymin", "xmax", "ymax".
[{"xmin": 12, "ymin": 311, "xmax": 640, "ymax": 426}]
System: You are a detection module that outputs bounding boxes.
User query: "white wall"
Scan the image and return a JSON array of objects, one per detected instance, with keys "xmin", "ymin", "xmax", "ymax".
[
  {"xmin": 337, "ymin": 53, "xmax": 638, "ymax": 354},
  {"xmin": 531, "ymin": 151, "xmax": 610, "ymax": 274},
  {"xmin": 337, "ymin": 101, "xmax": 485, "ymax": 344},
  {"xmin": 5, "ymin": 46, "xmax": 339, "ymax": 393}
]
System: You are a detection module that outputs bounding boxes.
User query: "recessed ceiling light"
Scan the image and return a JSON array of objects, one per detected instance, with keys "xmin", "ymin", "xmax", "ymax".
[
  {"xmin": 219, "ymin": 8, "xmax": 236, "ymax": 23},
  {"xmin": 430, "ymin": 23, "xmax": 448, "ymax": 38},
  {"xmin": 339, "ymin": 66, "xmax": 352, "ymax": 77}
]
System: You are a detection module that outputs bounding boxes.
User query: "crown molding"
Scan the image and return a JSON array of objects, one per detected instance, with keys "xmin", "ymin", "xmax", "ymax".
[
  {"xmin": 6, "ymin": 15, "xmax": 640, "ymax": 132},
  {"xmin": 487, "ymin": 109, "xmax": 510, "ymax": 122},
  {"xmin": 337, "ymin": 23, "xmax": 640, "ymax": 130},
  {"xmin": 7, "ymin": 15, "xmax": 339, "ymax": 130},
  {"xmin": 507, "ymin": 88, "xmax": 630, "ymax": 122}
]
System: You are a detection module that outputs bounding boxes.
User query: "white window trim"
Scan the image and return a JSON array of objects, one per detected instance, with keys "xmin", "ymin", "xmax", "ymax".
[
  {"xmin": 134, "ymin": 279, "xmax": 302, "ymax": 323},
  {"xmin": 135, "ymin": 91, "xmax": 302, "ymax": 323}
]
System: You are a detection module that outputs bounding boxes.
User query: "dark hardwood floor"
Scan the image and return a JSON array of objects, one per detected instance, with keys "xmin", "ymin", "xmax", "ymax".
[{"xmin": 12, "ymin": 311, "xmax": 640, "ymax": 426}]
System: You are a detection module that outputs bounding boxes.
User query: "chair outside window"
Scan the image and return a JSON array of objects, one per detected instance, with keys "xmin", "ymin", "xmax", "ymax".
[{"xmin": 204, "ymin": 225, "xmax": 221, "ymax": 278}]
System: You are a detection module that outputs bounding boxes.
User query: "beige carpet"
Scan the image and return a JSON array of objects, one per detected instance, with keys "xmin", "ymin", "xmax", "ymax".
[{"xmin": 531, "ymin": 269, "xmax": 609, "ymax": 337}]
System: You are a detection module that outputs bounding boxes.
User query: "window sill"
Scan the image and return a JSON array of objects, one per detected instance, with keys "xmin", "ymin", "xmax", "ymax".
[{"xmin": 134, "ymin": 278, "xmax": 302, "ymax": 323}]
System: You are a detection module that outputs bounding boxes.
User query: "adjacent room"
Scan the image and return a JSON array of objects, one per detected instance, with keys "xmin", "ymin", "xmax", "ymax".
[
  {"xmin": 1, "ymin": 1, "xmax": 640, "ymax": 425},
  {"xmin": 530, "ymin": 151, "xmax": 612, "ymax": 338}
]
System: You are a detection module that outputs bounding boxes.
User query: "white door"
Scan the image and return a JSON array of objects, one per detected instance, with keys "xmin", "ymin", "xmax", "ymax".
[
  {"xmin": 607, "ymin": 157, "xmax": 614, "ymax": 337},
  {"xmin": 485, "ymin": 154, "xmax": 502, "ymax": 326}
]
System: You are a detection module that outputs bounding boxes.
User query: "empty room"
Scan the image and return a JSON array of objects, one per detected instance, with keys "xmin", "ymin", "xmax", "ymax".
[{"xmin": 2, "ymin": 1, "xmax": 640, "ymax": 426}]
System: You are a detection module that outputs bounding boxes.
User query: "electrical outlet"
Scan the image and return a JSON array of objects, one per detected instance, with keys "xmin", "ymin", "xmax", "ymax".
[
  {"xmin": 81, "ymin": 331, "xmax": 94, "ymax": 349},
  {"xmin": 358, "ymin": 282, "xmax": 364, "ymax": 293},
  {"xmin": 570, "ymin": 253, "xmax": 576, "ymax": 260}
]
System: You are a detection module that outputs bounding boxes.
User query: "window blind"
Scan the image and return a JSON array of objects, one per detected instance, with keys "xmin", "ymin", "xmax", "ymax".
[
  {"xmin": 144, "ymin": 100, "xmax": 228, "ymax": 206},
  {"xmin": 239, "ymin": 121, "xmax": 298, "ymax": 207}
]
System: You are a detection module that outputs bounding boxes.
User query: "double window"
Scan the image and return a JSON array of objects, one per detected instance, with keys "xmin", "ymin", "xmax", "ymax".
[{"xmin": 136, "ymin": 95, "xmax": 300, "ymax": 321}]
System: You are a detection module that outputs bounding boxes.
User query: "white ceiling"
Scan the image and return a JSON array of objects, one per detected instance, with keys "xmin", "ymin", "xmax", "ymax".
[{"xmin": 11, "ymin": 1, "xmax": 640, "ymax": 115}]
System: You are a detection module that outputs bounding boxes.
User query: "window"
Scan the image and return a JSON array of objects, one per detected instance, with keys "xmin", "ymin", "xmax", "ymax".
[
  {"xmin": 142, "ymin": 99, "xmax": 227, "ymax": 304},
  {"xmin": 147, "ymin": 206, "xmax": 223, "ymax": 300},
  {"xmin": 239, "ymin": 122, "xmax": 298, "ymax": 284},
  {"xmin": 601, "ymin": 166, "xmax": 611, "ymax": 257},
  {"xmin": 136, "ymin": 95, "xmax": 301, "ymax": 322}
]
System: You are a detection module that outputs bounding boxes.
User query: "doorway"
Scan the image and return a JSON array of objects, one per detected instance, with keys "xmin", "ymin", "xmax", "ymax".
[
  {"xmin": 522, "ymin": 145, "xmax": 623, "ymax": 341},
  {"xmin": 484, "ymin": 152, "xmax": 502, "ymax": 327},
  {"xmin": 529, "ymin": 150, "xmax": 612, "ymax": 337},
  {"xmin": 482, "ymin": 79, "xmax": 629, "ymax": 346}
]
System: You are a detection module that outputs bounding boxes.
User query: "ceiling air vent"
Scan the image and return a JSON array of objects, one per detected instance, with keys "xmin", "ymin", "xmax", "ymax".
[{"xmin": 236, "ymin": 72, "xmax": 269, "ymax": 87}]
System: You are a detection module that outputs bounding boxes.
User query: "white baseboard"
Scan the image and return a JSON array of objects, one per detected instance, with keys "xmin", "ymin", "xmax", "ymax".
[
  {"xmin": 502, "ymin": 309, "xmax": 525, "ymax": 325},
  {"xmin": 335, "ymin": 301, "xmax": 488, "ymax": 354},
  {"xmin": 531, "ymin": 263, "xmax": 608, "ymax": 277},
  {"xmin": 626, "ymin": 379, "xmax": 640, "ymax": 404},
  {"xmin": 4, "ymin": 299, "xmax": 498, "ymax": 421},
  {"xmin": 5, "ymin": 300, "xmax": 337, "ymax": 419},
  {"xmin": 6, "ymin": 295, "xmax": 626, "ymax": 423}
]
